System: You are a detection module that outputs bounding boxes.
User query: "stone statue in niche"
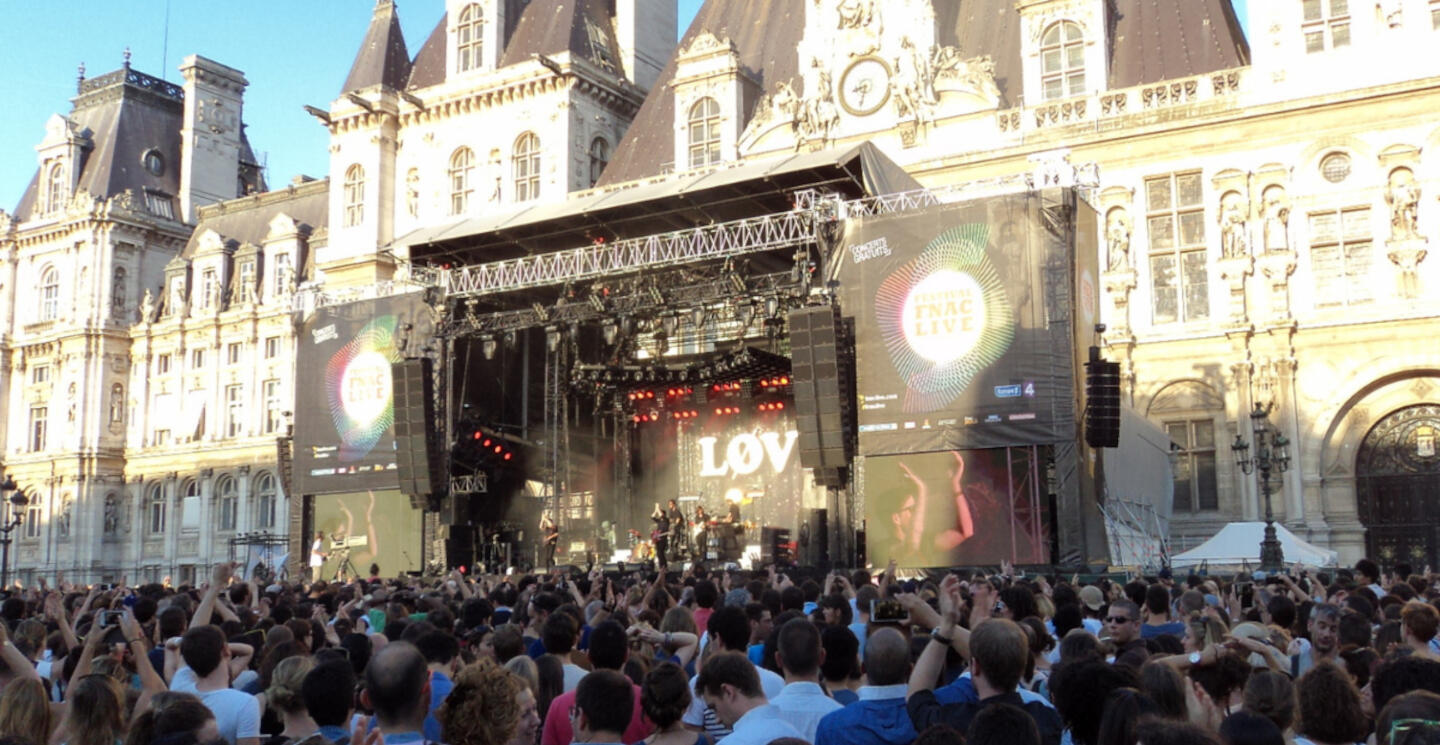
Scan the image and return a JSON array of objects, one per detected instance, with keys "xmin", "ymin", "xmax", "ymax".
[
  {"xmin": 1387, "ymin": 167, "xmax": 1421, "ymax": 240},
  {"xmin": 140, "ymin": 288, "xmax": 154, "ymax": 321},
  {"xmin": 1106, "ymin": 209, "xmax": 1131, "ymax": 271},
  {"xmin": 1262, "ymin": 185, "xmax": 1290, "ymax": 252},
  {"xmin": 104, "ymin": 495, "xmax": 118, "ymax": 535},
  {"xmin": 1219, "ymin": 191, "xmax": 1249, "ymax": 259}
]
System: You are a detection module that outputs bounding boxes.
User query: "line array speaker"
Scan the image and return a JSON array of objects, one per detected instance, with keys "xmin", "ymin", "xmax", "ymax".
[
  {"xmin": 393, "ymin": 358, "xmax": 443, "ymax": 507},
  {"xmin": 788, "ymin": 305, "xmax": 854, "ymax": 488},
  {"xmin": 1084, "ymin": 348, "xmax": 1121, "ymax": 449}
]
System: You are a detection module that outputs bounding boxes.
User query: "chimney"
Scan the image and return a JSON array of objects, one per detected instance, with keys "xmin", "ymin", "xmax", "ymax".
[
  {"xmin": 179, "ymin": 55, "xmax": 248, "ymax": 223},
  {"xmin": 615, "ymin": 0, "xmax": 677, "ymax": 93}
]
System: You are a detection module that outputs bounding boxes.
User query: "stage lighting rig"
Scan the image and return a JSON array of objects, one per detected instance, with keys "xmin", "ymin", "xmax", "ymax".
[{"xmin": 480, "ymin": 334, "xmax": 498, "ymax": 360}]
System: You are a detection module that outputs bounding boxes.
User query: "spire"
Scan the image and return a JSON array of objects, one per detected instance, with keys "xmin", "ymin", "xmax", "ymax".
[{"xmin": 341, "ymin": 0, "xmax": 412, "ymax": 94}]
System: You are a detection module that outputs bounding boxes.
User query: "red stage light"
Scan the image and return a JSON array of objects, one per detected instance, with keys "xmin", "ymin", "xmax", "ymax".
[
  {"xmin": 472, "ymin": 432, "xmax": 481, "ymax": 440},
  {"xmin": 493, "ymin": 445, "xmax": 503, "ymax": 453},
  {"xmin": 503, "ymin": 452, "xmax": 512, "ymax": 461},
  {"xmin": 777, "ymin": 402, "xmax": 784, "ymax": 410},
  {"xmin": 482, "ymin": 438, "xmax": 492, "ymax": 447}
]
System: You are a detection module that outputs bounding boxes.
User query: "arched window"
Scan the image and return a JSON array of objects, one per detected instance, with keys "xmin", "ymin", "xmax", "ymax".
[
  {"xmin": 216, "ymin": 475, "xmax": 237, "ymax": 531},
  {"xmin": 147, "ymin": 483, "xmax": 166, "ymax": 534},
  {"xmin": 686, "ymin": 98, "xmax": 721, "ymax": 169},
  {"xmin": 1040, "ymin": 21, "xmax": 1086, "ymax": 100},
  {"xmin": 449, "ymin": 147, "xmax": 475, "ymax": 216},
  {"xmin": 40, "ymin": 266, "xmax": 60, "ymax": 321},
  {"xmin": 254, "ymin": 472, "xmax": 278, "ymax": 529},
  {"xmin": 588, "ymin": 137, "xmax": 609, "ymax": 188},
  {"xmin": 111, "ymin": 266, "xmax": 127, "ymax": 312},
  {"xmin": 513, "ymin": 133, "xmax": 541, "ymax": 202},
  {"xmin": 343, "ymin": 164, "xmax": 365, "ymax": 227},
  {"xmin": 45, "ymin": 163, "xmax": 66, "ymax": 214},
  {"xmin": 1147, "ymin": 380, "xmax": 1225, "ymax": 514},
  {"xmin": 456, "ymin": 4, "xmax": 485, "ymax": 73}
]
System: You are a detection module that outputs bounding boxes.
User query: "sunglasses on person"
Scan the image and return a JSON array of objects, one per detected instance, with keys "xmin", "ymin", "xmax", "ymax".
[{"xmin": 1106, "ymin": 615, "xmax": 1134, "ymax": 624}]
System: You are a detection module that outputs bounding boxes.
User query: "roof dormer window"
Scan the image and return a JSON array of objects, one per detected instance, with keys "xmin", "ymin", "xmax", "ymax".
[
  {"xmin": 44, "ymin": 162, "xmax": 67, "ymax": 214},
  {"xmin": 455, "ymin": 4, "xmax": 484, "ymax": 73},
  {"xmin": 1040, "ymin": 21, "xmax": 1086, "ymax": 100},
  {"xmin": 142, "ymin": 149, "xmax": 165, "ymax": 177},
  {"xmin": 1303, "ymin": 0, "xmax": 1350, "ymax": 53},
  {"xmin": 686, "ymin": 98, "xmax": 722, "ymax": 169}
]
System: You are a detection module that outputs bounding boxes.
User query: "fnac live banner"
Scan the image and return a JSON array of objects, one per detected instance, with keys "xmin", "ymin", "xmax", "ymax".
[{"xmin": 841, "ymin": 194, "xmax": 1076, "ymax": 455}]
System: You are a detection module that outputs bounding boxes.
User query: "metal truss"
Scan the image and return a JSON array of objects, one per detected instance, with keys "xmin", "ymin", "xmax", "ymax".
[
  {"xmin": 449, "ymin": 473, "xmax": 488, "ymax": 495},
  {"xmin": 441, "ymin": 209, "xmax": 819, "ymax": 298}
]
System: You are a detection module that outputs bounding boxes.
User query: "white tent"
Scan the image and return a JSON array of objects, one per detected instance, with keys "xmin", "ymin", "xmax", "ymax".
[{"xmin": 1171, "ymin": 522, "xmax": 1339, "ymax": 569}]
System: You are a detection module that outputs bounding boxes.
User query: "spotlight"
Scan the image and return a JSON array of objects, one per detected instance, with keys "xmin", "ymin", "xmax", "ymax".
[
  {"xmin": 661, "ymin": 313, "xmax": 679, "ymax": 338},
  {"xmin": 602, "ymin": 320, "xmax": 619, "ymax": 346},
  {"xmin": 690, "ymin": 306, "xmax": 706, "ymax": 327},
  {"xmin": 738, "ymin": 304, "xmax": 755, "ymax": 328},
  {"xmin": 545, "ymin": 325, "xmax": 561, "ymax": 352},
  {"xmin": 765, "ymin": 295, "xmax": 780, "ymax": 319},
  {"xmin": 504, "ymin": 330, "xmax": 517, "ymax": 348},
  {"xmin": 480, "ymin": 335, "xmax": 497, "ymax": 360}
]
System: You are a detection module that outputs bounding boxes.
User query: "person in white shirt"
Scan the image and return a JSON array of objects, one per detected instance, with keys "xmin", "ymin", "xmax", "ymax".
[
  {"xmin": 770, "ymin": 618, "xmax": 842, "ymax": 740},
  {"xmin": 171, "ymin": 625, "xmax": 260, "ymax": 745},
  {"xmin": 696, "ymin": 651, "xmax": 805, "ymax": 745},
  {"xmin": 309, "ymin": 532, "xmax": 327, "ymax": 583},
  {"xmin": 682, "ymin": 605, "xmax": 786, "ymax": 741}
]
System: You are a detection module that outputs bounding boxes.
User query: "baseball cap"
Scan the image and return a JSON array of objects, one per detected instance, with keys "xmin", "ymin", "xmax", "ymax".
[{"xmin": 1079, "ymin": 585, "xmax": 1105, "ymax": 611}]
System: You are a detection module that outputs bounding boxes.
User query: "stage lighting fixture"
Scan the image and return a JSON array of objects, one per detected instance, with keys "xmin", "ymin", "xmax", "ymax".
[
  {"xmin": 649, "ymin": 286, "xmax": 665, "ymax": 304},
  {"xmin": 602, "ymin": 320, "xmax": 619, "ymax": 346},
  {"xmin": 691, "ymin": 306, "xmax": 706, "ymax": 327},
  {"xmin": 532, "ymin": 302, "xmax": 550, "ymax": 322},
  {"xmin": 661, "ymin": 313, "xmax": 679, "ymax": 338},
  {"xmin": 737, "ymin": 304, "xmax": 755, "ymax": 328},
  {"xmin": 504, "ymin": 330, "xmax": 517, "ymax": 348},
  {"xmin": 728, "ymin": 272, "xmax": 747, "ymax": 294},
  {"xmin": 765, "ymin": 295, "xmax": 781, "ymax": 319},
  {"xmin": 588, "ymin": 292, "xmax": 606, "ymax": 312},
  {"xmin": 545, "ymin": 325, "xmax": 561, "ymax": 352},
  {"xmin": 480, "ymin": 335, "xmax": 498, "ymax": 360}
]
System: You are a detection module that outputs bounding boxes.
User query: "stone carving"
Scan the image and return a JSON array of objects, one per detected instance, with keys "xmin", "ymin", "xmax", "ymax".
[
  {"xmin": 832, "ymin": 0, "xmax": 882, "ymax": 56},
  {"xmin": 1261, "ymin": 185, "xmax": 1290, "ymax": 252},
  {"xmin": 58, "ymin": 498, "xmax": 72, "ymax": 538},
  {"xmin": 1106, "ymin": 208, "xmax": 1131, "ymax": 271},
  {"xmin": 140, "ymin": 289, "xmax": 154, "ymax": 321},
  {"xmin": 796, "ymin": 66, "xmax": 840, "ymax": 143},
  {"xmin": 104, "ymin": 494, "xmax": 119, "ymax": 535},
  {"xmin": 1380, "ymin": 0, "xmax": 1403, "ymax": 27},
  {"xmin": 835, "ymin": 0, "xmax": 877, "ymax": 29},
  {"xmin": 931, "ymin": 50, "xmax": 1001, "ymax": 100},
  {"xmin": 1219, "ymin": 191, "xmax": 1249, "ymax": 259},
  {"xmin": 1387, "ymin": 167, "xmax": 1421, "ymax": 240},
  {"xmin": 892, "ymin": 37, "xmax": 935, "ymax": 128}
]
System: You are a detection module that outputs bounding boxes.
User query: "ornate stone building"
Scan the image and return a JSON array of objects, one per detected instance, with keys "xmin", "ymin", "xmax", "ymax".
[{"xmin": 592, "ymin": 0, "xmax": 1440, "ymax": 565}]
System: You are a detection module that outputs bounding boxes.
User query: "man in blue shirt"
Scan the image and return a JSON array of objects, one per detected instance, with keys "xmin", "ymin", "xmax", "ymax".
[
  {"xmin": 814, "ymin": 628, "xmax": 916, "ymax": 745},
  {"xmin": 415, "ymin": 631, "xmax": 458, "ymax": 741},
  {"xmin": 302, "ymin": 659, "xmax": 356, "ymax": 745},
  {"xmin": 361, "ymin": 642, "xmax": 433, "ymax": 745},
  {"xmin": 1140, "ymin": 584, "xmax": 1185, "ymax": 640}
]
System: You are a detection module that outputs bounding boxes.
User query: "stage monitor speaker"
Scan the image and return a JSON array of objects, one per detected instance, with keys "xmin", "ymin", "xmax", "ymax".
[
  {"xmin": 788, "ymin": 305, "xmax": 853, "ymax": 485},
  {"xmin": 798, "ymin": 508, "xmax": 829, "ymax": 569},
  {"xmin": 1084, "ymin": 350, "xmax": 1121, "ymax": 449},
  {"xmin": 393, "ymin": 359, "xmax": 442, "ymax": 504},
  {"xmin": 762, "ymin": 526, "xmax": 793, "ymax": 566}
]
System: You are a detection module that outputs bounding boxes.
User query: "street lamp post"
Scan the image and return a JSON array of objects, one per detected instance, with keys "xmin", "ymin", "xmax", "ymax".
[
  {"xmin": 0, "ymin": 476, "xmax": 30, "ymax": 590},
  {"xmin": 1232, "ymin": 403, "xmax": 1291, "ymax": 573}
]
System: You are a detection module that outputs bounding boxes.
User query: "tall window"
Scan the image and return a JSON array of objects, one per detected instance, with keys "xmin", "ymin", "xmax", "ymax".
[
  {"xmin": 237, "ymin": 260, "xmax": 256, "ymax": 302},
  {"xmin": 264, "ymin": 336, "xmax": 280, "ymax": 359},
  {"xmin": 191, "ymin": 349, "xmax": 206, "ymax": 369},
  {"xmin": 263, "ymin": 379, "xmax": 283, "ymax": 434},
  {"xmin": 226, "ymin": 384, "xmax": 245, "ymax": 437},
  {"xmin": 24, "ymin": 498, "xmax": 41, "ymax": 539},
  {"xmin": 1167, "ymin": 420, "xmax": 1218, "ymax": 512},
  {"xmin": 254, "ymin": 473, "xmax": 277, "ymax": 529},
  {"xmin": 216, "ymin": 476, "xmax": 237, "ymax": 532},
  {"xmin": 513, "ymin": 133, "xmax": 541, "ymax": 202},
  {"xmin": 111, "ymin": 267, "xmax": 127, "ymax": 312},
  {"xmin": 1432, "ymin": 0, "xmax": 1440, "ymax": 29},
  {"xmin": 45, "ymin": 163, "xmax": 66, "ymax": 214},
  {"xmin": 1303, "ymin": 0, "xmax": 1351, "ymax": 53},
  {"xmin": 343, "ymin": 164, "xmax": 365, "ymax": 227},
  {"xmin": 449, "ymin": 147, "xmax": 475, "ymax": 215},
  {"xmin": 40, "ymin": 266, "xmax": 60, "ymax": 321},
  {"xmin": 31, "ymin": 365, "xmax": 50, "ymax": 385},
  {"xmin": 28, "ymin": 406, "xmax": 47, "ymax": 451},
  {"xmin": 1146, "ymin": 172, "xmax": 1208, "ymax": 324},
  {"xmin": 686, "ymin": 99, "xmax": 721, "ymax": 169},
  {"xmin": 201, "ymin": 269, "xmax": 218, "ymax": 310},
  {"xmin": 1309, "ymin": 207, "xmax": 1372, "ymax": 308},
  {"xmin": 1040, "ymin": 21, "xmax": 1086, "ymax": 100},
  {"xmin": 273, "ymin": 253, "xmax": 293, "ymax": 297},
  {"xmin": 456, "ymin": 4, "xmax": 484, "ymax": 72},
  {"xmin": 147, "ymin": 484, "xmax": 166, "ymax": 534},
  {"xmin": 156, "ymin": 354, "xmax": 172, "ymax": 375},
  {"xmin": 227, "ymin": 342, "xmax": 243, "ymax": 365},
  {"xmin": 588, "ymin": 137, "xmax": 609, "ymax": 187}
]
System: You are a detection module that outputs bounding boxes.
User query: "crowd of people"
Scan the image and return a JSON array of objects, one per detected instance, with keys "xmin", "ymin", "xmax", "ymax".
[{"xmin": 2, "ymin": 555, "xmax": 1440, "ymax": 745}]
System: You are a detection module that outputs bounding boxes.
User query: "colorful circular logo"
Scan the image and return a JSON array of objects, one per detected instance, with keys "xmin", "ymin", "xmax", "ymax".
[
  {"xmin": 900, "ymin": 270, "xmax": 987, "ymax": 363},
  {"xmin": 325, "ymin": 315, "xmax": 402, "ymax": 461}
]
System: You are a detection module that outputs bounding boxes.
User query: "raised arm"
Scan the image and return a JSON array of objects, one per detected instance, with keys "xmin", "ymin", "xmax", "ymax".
[{"xmin": 191, "ymin": 563, "xmax": 235, "ymax": 629}]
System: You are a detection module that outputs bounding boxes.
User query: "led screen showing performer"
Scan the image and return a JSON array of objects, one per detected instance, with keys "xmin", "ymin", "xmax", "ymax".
[
  {"xmin": 312, "ymin": 489, "xmax": 424, "ymax": 577},
  {"xmin": 840, "ymin": 194, "xmax": 1077, "ymax": 456},
  {"xmin": 865, "ymin": 448, "xmax": 1050, "ymax": 567},
  {"xmin": 294, "ymin": 295, "xmax": 435, "ymax": 494}
]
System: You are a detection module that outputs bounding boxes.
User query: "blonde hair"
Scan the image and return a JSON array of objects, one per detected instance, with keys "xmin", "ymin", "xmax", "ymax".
[
  {"xmin": 64, "ymin": 675, "xmax": 126, "ymax": 745},
  {"xmin": 0, "ymin": 677, "xmax": 52, "ymax": 745},
  {"xmin": 267, "ymin": 655, "xmax": 317, "ymax": 713},
  {"xmin": 503, "ymin": 655, "xmax": 537, "ymax": 694}
]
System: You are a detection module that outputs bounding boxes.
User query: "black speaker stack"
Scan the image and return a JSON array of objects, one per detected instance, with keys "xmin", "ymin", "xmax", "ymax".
[
  {"xmin": 762, "ymin": 526, "xmax": 793, "ymax": 566},
  {"xmin": 1084, "ymin": 346, "xmax": 1122, "ymax": 449},
  {"xmin": 392, "ymin": 358, "xmax": 445, "ymax": 509},
  {"xmin": 787, "ymin": 305, "xmax": 854, "ymax": 488},
  {"xmin": 798, "ymin": 508, "xmax": 829, "ymax": 569}
]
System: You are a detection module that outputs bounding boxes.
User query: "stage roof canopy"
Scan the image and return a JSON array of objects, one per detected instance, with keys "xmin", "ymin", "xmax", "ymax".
[{"xmin": 401, "ymin": 142, "xmax": 921, "ymax": 265}]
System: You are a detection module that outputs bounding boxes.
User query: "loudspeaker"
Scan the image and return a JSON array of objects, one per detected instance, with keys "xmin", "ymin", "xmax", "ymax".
[
  {"xmin": 393, "ymin": 358, "xmax": 442, "ymax": 506},
  {"xmin": 788, "ymin": 305, "xmax": 853, "ymax": 487},
  {"xmin": 762, "ymin": 526, "xmax": 793, "ymax": 566},
  {"xmin": 798, "ymin": 508, "xmax": 829, "ymax": 569},
  {"xmin": 1084, "ymin": 348, "xmax": 1121, "ymax": 449},
  {"xmin": 439, "ymin": 493, "xmax": 469, "ymax": 525}
]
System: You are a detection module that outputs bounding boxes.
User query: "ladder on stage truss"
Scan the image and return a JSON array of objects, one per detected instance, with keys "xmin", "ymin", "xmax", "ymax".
[
  {"xmin": 436, "ymin": 185, "xmax": 988, "ymax": 300},
  {"xmin": 1099, "ymin": 497, "xmax": 1170, "ymax": 571}
]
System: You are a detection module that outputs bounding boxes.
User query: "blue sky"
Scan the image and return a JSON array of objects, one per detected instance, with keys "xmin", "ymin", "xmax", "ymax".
[{"xmin": 0, "ymin": 0, "xmax": 1243, "ymax": 213}]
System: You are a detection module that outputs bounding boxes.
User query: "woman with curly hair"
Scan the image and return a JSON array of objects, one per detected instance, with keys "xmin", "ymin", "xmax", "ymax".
[
  {"xmin": 436, "ymin": 660, "xmax": 539, "ymax": 745},
  {"xmin": 0, "ymin": 677, "xmax": 52, "ymax": 745},
  {"xmin": 1295, "ymin": 662, "xmax": 1369, "ymax": 745}
]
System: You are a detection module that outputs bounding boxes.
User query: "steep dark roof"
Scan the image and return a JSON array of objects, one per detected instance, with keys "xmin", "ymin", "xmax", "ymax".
[
  {"xmin": 13, "ymin": 66, "xmax": 184, "ymax": 219},
  {"xmin": 600, "ymin": 0, "xmax": 1249, "ymax": 187},
  {"xmin": 406, "ymin": 0, "xmax": 623, "ymax": 91},
  {"xmin": 181, "ymin": 178, "xmax": 329, "ymax": 259},
  {"xmin": 343, "ymin": 0, "xmax": 413, "ymax": 93}
]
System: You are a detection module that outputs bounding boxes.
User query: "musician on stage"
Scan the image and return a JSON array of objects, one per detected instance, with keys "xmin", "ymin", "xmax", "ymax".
[
  {"xmin": 693, "ymin": 504, "xmax": 710, "ymax": 559},
  {"xmin": 651, "ymin": 502, "xmax": 671, "ymax": 567},
  {"xmin": 309, "ymin": 531, "xmax": 328, "ymax": 583},
  {"xmin": 666, "ymin": 499, "xmax": 685, "ymax": 558},
  {"xmin": 540, "ymin": 512, "xmax": 559, "ymax": 569}
]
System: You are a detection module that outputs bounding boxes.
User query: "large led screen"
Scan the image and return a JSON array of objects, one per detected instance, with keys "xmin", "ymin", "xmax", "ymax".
[
  {"xmin": 839, "ymin": 194, "xmax": 1077, "ymax": 455},
  {"xmin": 293, "ymin": 295, "xmax": 434, "ymax": 495},
  {"xmin": 864, "ymin": 448, "xmax": 1050, "ymax": 568},
  {"xmin": 311, "ymin": 489, "xmax": 423, "ymax": 577}
]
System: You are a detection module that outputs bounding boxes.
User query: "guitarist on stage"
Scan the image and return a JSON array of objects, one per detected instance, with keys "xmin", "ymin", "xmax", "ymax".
[{"xmin": 540, "ymin": 512, "xmax": 559, "ymax": 569}]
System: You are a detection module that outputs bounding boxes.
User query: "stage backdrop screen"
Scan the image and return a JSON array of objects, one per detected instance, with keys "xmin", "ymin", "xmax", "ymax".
[
  {"xmin": 311, "ymin": 489, "xmax": 423, "ymax": 577},
  {"xmin": 293, "ymin": 294, "xmax": 434, "ymax": 495},
  {"xmin": 839, "ymin": 193, "xmax": 1077, "ymax": 455},
  {"xmin": 864, "ymin": 448, "xmax": 1050, "ymax": 567}
]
